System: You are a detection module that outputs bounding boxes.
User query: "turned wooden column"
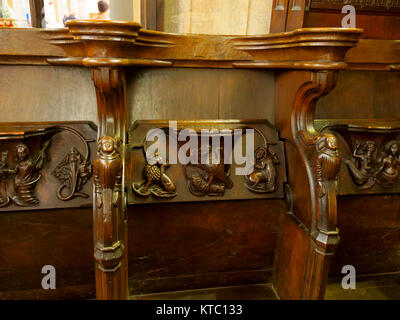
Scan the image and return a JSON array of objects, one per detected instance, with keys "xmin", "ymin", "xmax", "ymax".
[{"xmin": 91, "ymin": 67, "xmax": 128, "ymax": 300}]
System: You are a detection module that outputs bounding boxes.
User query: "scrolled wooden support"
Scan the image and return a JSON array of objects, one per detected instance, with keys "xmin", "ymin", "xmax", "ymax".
[
  {"xmin": 91, "ymin": 67, "xmax": 128, "ymax": 300},
  {"xmin": 291, "ymin": 70, "xmax": 341, "ymax": 299}
]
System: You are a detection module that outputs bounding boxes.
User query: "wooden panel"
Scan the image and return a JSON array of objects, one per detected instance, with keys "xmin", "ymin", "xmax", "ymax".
[
  {"xmin": 0, "ymin": 29, "xmax": 65, "ymax": 61},
  {"xmin": 269, "ymin": 0, "xmax": 290, "ymax": 33},
  {"xmin": 0, "ymin": 122, "xmax": 96, "ymax": 212},
  {"xmin": 126, "ymin": 68, "xmax": 275, "ymax": 122},
  {"xmin": 304, "ymin": 11, "xmax": 400, "ymax": 39},
  {"xmin": 273, "ymin": 211, "xmax": 310, "ymax": 299},
  {"xmin": 286, "ymin": 0, "xmax": 306, "ymax": 31},
  {"xmin": 127, "ymin": 120, "xmax": 286, "ymax": 204},
  {"xmin": 345, "ymin": 40, "xmax": 400, "ymax": 70},
  {"xmin": 127, "ymin": 199, "xmax": 284, "ymax": 294},
  {"xmin": 0, "ymin": 66, "xmax": 97, "ymax": 123},
  {"xmin": 309, "ymin": 0, "xmax": 400, "ymax": 13},
  {"xmin": 330, "ymin": 195, "xmax": 400, "ymax": 276},
  {"xmin": 316, "ymin": 71, "xmax": 400, "ymax": 119},
  {"xmin": 0, "ymin": 207, "xmax": 94, "ymax": 298},
  {"xmin": 315, "ymin": 119, "xmax": 400, "ymax": 196},
  {"xmin": 0, "ymin": 67, "xmax": 275, "ymax": 125},
  {"xmin": 0, "ymin": 198, "xmax": 285, "ymax": 298}
]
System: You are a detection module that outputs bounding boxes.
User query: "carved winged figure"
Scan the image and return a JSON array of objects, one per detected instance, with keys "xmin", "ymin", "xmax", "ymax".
[
  {"xmin": 11, "ymin": 141, "xmax": 51, "ymax": 206},
  {"xmin": 53, "ymin": 147, "xmax": 92, "ymax": 201}
]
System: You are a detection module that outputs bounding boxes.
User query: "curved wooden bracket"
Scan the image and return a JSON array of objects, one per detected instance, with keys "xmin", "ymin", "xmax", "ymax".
[{"xmin": 292, "ymin": 70, "xmax": 341, "ymax": 299}]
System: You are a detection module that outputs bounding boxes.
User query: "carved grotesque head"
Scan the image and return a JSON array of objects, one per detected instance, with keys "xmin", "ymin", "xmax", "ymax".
[
  {"xmin": 99, "ymin": 136, "xmax": 115, "ymax": 155},
  {"xmin": 16, "ymin": 143, "xmax": 29, "ymax": 161},
  {"xmin": 325, "ymin": 134, "xmax": 338, "ymax": 151}
]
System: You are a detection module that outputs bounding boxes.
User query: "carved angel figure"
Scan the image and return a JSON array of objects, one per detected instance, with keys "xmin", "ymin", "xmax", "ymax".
[
  {"xmin": 53, "ymin": 147, "xmax": 92, "ymax": 201},
  {"xmin": 245, "ymin": 146, "xmax": 279, "ymax": 193},
  {"xmin": 345, "ymin": 141, "xmax": 377, "ymax": 188},
  {"xmin": 93, "ymin": 136, "xmax": 122, "ymax": 209},
  {"xmin": 374, "ymin": 140, "xmax": 400, "ymax": 188},
  {"xmin": 315, "ymin": 134, "xmax": 341, "ymax": 197},
  {"xmin": 133, "ymin": 151, "xmax": 176, "ymax": 198},
  {"xmin": 11, "ymin": 141, "xmax": 50, "ymax": 206}
]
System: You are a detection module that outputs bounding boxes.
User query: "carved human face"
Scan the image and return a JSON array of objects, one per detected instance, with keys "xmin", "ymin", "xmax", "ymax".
[
  {"xmin": 255, "ymin": 147, "xmax": 267, "ymax": 160},
  {"xmin": 101, "ymin": 137, "xmax": 115, "ymax": 154},
  {"xmin": 16, "ymin": 144, "xmax": 29, "ymax": 161},
  {"xmin": 390, "ymin": 143, "xmax": 399, "ymax": 156},
  {"xmin": 367, "ymin": 142, "xmax": 376, "ymax": 153},
  {"xmin": 326, "ymin": 135, "xmax": 337, "ymax": 151}
]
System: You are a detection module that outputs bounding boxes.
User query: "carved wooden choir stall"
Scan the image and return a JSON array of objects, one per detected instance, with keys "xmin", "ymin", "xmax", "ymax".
[{"xmin": 0, "ymin": 2, "xmax": 399, "ymax": 300}]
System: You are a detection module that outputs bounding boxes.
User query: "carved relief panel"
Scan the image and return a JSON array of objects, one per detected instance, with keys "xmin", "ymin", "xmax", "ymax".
[
  {"xmin": 127, "ymin": 120, "xmax": 286, "ymax": 204},
  {"xmin": 0, "ymin": 122, "xmax": 97, "ymax": 212},
  {"xmin": 315, "ymin": 119, "xmax": 400, "ymax": 195}
]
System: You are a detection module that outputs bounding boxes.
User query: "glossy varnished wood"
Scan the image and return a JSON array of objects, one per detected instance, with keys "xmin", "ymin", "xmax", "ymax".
[{"xmin": 0, "ymin": 21, "xmax": 370, "ymax": 300}]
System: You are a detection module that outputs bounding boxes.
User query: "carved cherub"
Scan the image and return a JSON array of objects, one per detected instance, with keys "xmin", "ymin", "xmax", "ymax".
[
  {"xmin": 94, "ymin": 136, "xmax": 122, "ymax": 209},
  {"xmin": 315, "ymin": 133, "xmax": 341, "ymax": 197}
]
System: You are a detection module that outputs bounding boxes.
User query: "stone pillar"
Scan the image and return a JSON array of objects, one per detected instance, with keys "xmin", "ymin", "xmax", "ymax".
[{"xmin": 109, "ymin": 0, "xmax": 134, "ymax": 21}]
